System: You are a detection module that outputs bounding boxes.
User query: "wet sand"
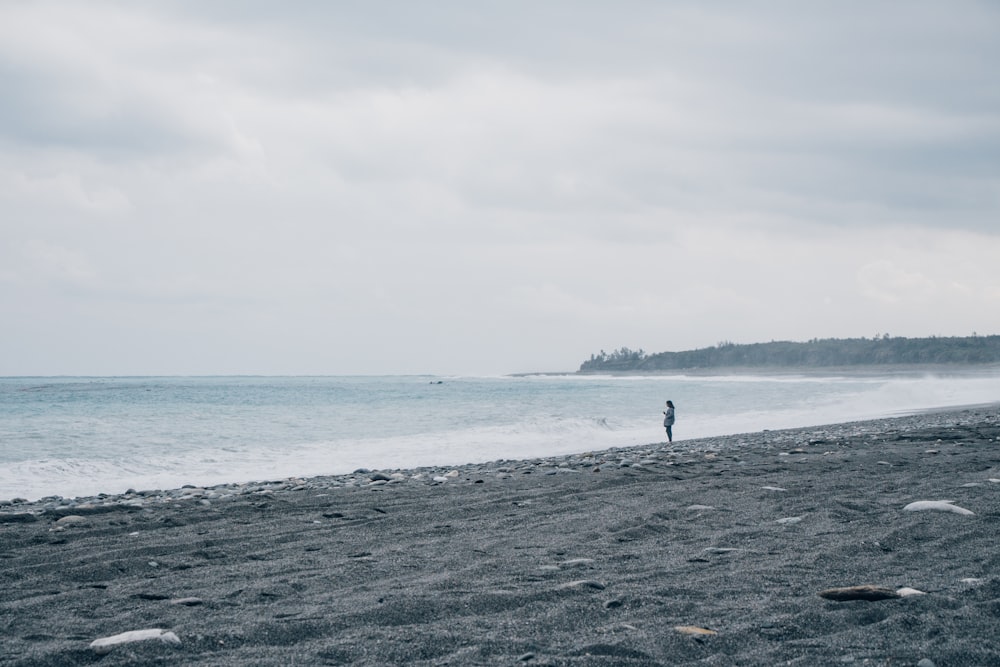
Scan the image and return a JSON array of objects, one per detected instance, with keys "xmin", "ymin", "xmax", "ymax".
[{"xmin": 2, "ymin": 406, "xmax": 999, "ymax": 666}]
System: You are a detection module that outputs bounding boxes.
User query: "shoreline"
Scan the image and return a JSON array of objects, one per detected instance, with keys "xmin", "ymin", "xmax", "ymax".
[
  {"xmin": 2, "ymin": 405, "xmax": 999, "ymax": 665},
  {"xmin": 3, "ymin": 403, "xmax": 996, "ymax": 513}
]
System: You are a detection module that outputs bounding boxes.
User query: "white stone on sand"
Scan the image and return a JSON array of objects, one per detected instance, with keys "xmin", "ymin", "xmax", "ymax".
[
  {"xmin": 89, "ymin": 629, "xmax": 181, "ymax": 654},
  {"xmin": 896, "ymin": 587, "xmax": 926, "ymax": 597},
  {"xmin": 55, "ymin": 515, "xmax": 88, "ymax": 525},
  {"xmin": 903, "ymin": 500, "xmax": 975, "ymax": 516}
]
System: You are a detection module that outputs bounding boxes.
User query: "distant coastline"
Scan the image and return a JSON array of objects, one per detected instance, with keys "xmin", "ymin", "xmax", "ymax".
[
  {"xmin": 577, "ymin": 335, "xmax": 1000, "ymax": 374},
  {"xmin": 515, "ymin": 363, "xmax": 1000, "ymax": 378}
]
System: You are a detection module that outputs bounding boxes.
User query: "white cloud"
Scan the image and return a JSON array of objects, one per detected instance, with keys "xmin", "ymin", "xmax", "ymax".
[
  {"xmin": 857, "ymin": 260, "xmax": 936, "ymax": 304},
  {"xmin": 0, "ymin": 1, "xmax": 998, "ymax": 375},
  {"xmin": 20, "ymin": 240, "xmax": 98, "ymax": 287},
  {"xmin": 2, "ymin": 166, "xmax": 132, "ymax": 213}
]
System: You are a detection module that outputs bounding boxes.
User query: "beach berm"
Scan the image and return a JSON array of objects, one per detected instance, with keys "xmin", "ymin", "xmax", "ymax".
[{"xmin": 2, "ymin": 406, "xmax": 999, "ymax": 665}]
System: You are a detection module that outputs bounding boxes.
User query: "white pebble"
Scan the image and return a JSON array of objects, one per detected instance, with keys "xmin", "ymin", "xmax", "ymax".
[
  {"xmin": 56, "ymin": 515, "xmax": 88, "ymax": 525},
  {"xmin": 90, "ymin": 629, "xmax": 180, "ymax": 655},
  {"xmin": 776, "ymin": 516, "xmax": 803, "ymax": 525},
  {"xmin": 555, "ymin": 579, "xmax": 605, "ymax": 591},
  {"xmin": 169, "ymin": 597, "xmax": 203, "ymax": 606},
  {"xmin": 903, "ymin": 500, "xmax": 974, "ymax": 516},
  {"xmin": 896, "ymin": 587, "xmax": 926, "ymax": 597}
]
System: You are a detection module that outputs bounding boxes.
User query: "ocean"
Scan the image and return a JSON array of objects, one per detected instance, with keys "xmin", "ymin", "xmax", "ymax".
[{"xmin": 2, "ymin": 371, "xmax": 999, "ymax": 501}]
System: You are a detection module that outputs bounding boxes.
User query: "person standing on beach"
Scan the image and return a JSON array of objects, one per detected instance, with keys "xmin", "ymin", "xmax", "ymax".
[{"xmin": 663, "ymin": 400, "xmax": 675, "ymax": 442}]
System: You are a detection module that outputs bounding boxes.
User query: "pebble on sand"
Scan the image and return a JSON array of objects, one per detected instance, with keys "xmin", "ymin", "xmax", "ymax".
[
  {"xmin": 903, "ymin": 500, "xmax": 975, "ymax": 516},
  {"xmin": 673, "ymin": 625, "xmax": 717, "ymax": 636},
  {"xmin": 556, "ymin": 579, "xmax": 606, "ymax": 591},
  {"xmin": 89, "ymin": 628, "xmax": 181, "ymax": 655},
  {"xmin": 896, "ymin": 587, "xmax": 927, "ymax": 597},
  {"xmin": 55, "ymin": 515, "xmax": 88, "ymax": 525},
  {"xmin": 817, "ymin": 585, "xmax": 901, "ymax": 601}
]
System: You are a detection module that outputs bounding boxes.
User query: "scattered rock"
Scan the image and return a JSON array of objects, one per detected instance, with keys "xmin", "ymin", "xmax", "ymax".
[
  {"xmin": 89, "ymin": 629, "xmax": 181, "ymax": 655},
  {"xmin": 896, "ymin": 587, "xmax": 926, "ymax": 597},
  {"xmin": 903, "ymin": 500, "xmax": 974, "ymax": 516},
  {"xmin": 55, "ymin": 515, "xmax": 88, "ymax": 526},
  {"xmin": 556, "ymin": 579, "xmax": 606, "ymax": 591},
  {"xmin": 674, "ymin": 625, "xmax": 717, "ymax": 636},
  {"xmin": 818, "ymin": 586, "xmax": 900, "ymax": 601},
  {"xmin": 775, "ymin": 516, "xmax": 803, "ymax": 525}
]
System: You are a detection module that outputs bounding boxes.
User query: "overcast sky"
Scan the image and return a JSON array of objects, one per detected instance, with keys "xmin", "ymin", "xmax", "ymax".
[{"xmin": 2, "ymin": 1, "xmax": 999, "ymax": 376}]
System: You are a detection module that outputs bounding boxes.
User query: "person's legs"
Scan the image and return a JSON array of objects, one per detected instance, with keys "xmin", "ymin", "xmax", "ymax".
[{"xmin": 666, "ymin": 425, "xmax": 672, "ymax": 442}]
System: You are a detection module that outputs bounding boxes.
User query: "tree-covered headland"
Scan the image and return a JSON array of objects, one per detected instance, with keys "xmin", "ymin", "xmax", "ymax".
[{"xmin": 579, "ymin": 335, "xmax": 1000, "ymax": 373}]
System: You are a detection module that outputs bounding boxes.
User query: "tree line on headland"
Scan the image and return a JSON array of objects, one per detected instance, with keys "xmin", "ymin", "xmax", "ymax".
[{"xmin": 578, "ymin": 335, "xmax": 1000, "ymax": 373}]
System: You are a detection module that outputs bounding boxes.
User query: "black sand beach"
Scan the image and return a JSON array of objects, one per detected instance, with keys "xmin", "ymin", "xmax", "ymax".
[{"xmin": 2, "ymin": 406, "xmax": 1000, "ymax": 666}]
